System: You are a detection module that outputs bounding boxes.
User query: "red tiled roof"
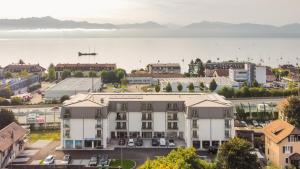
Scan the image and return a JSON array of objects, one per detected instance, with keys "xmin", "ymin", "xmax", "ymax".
[
  {"xmin": 55, "ymin": 63, "xmax": 116, "ymax": 71},
  {"xmin": 0, "ymin": 122, "xmax": 26, "ymax": 152}
]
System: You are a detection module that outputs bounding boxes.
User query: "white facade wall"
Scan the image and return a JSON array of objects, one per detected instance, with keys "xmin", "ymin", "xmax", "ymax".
[
  {"xmin": 153, "ymin": 112, "xmax": 166, "ymax": 132},
  {"xmin": 255, "ymin": 66, "xmax": 267, "ymax": 84},
  {"xmin": 128, "ymin": 112, "xmax": 142, "ymax": 131},
  {"xmin": 229, "ymin": 69, "xmax": 249, "ymax": 83}
]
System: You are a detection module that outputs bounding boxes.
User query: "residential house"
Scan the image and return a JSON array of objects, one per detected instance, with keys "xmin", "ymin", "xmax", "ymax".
[{"xmin": 146, "ymin": 63, "xmax": 181, "ymax": 74}]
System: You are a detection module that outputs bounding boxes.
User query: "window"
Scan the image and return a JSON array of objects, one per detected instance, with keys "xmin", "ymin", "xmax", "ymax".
[
  {"xmin": 192, "ymin": 120, "xmax": 197, "ymax": 128},
  {"xmin": 193, "ymin": 130, "xmax": 198, "ymax": 138},
  {"xmin": 225, "ymin": 130, "xmax": 230, "ymax": 139},
  {"xmin": 285, "ymin": 158, "xmax": 288, "ymax": 164},
  {"xmin": 289, "ymin": 135, "xmax": 297, "ymax": 142},
  {"xmin": 192, "ymin": 110, "xmax": 198, "ymax": 118},
  {"xmin": 283, "ymin": 146, "xmax": 293, "ymax": 154},
  {"xmin": 225, "ymin": 119, "xmax": 230, "ymax": 128},
  {"xmin": 95, "ymin": 109, "xmax": 101, "ymax": 118}
]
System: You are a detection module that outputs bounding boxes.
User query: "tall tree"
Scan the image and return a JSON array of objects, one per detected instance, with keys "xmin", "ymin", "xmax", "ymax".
[
  {"xmin": 48, "ymin": 63, "xmax": 56, "ymax": 81},
  {"xmin": 278, "ymin": 96, "xmax": 300, "ymax": 128},
  {"xmin": 177, "ymin": 83, "xmax": 183, "ymax": 92},
  {"xmin": 217, "ymin": 137, "xmax": 261, "ymax": 169},
  {"xmin": 199, "ymin": 82, "xmax": 205, "ymax": 91},
  {"xmin": 196, "ymin": 58, "xmax": 205, "ymax": 77},
  {"xmin": 165, "ymin": 82, "xmax": 172, "ymax": 92},
  {"xmin": 61, "ymin": 69, "xmax": 71, "ymax": 80},
  {"xmin": 4, "ymin": 72, "xmax": 13, "ymax": 79},
  {"xmin": 18, "ymin": 59, "xmax": 25, "ymax": 64},
  {"xmin": 0, "ymin": 109, "xmax": 17, "ymax": 130},
  {"xmin": 188, "ymin": 83, "xmax": 195, "ymax": 92},
  {"xmin": 155, "ymin": 85, "xmax": 160, "ymax": 93},
  {"xmin": 209, "ymin": 79, "xmax": 217, "ymax": 91},
  {"xmin": 252, "ymin": 80, "xmax": 259, "ymax": 87}
]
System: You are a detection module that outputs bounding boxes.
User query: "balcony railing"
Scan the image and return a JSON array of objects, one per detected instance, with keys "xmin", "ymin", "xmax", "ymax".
[
  {"xmin": 64, "ymin": 124, "xmax": 70, "ymax": 129},
  {"xmin": 142, "ymin": 116, "xmax": 152, "ymax": 120},
  {"xmin": 166, "ymin": 107, "xmax": 179, "ymax": 112},
  {"xmin": 167, "ymin": 116, "xmax": 178, "ymax": 121},
  {"xmin": 63, "ymin": 113, "xmax": 71, "ymax": 119},
  {"xmin": 192, "ymin": 135, "xmax": 199, "ymax": 139},
  {"xmin": 142, "ymin": 126, "xmax": 152, "ymax": 130},
  {"xmin": 167, "ymin": 126, "xmax": 178, "ymax": 130},
  {"xmin": 116, "ymin": 126, "xmax": 127, "ymax": 130},
  {"xmin": 116, "ymin": 115, "xmax": 127, "ymax": 120},
  {"xmin": 64, "ymin": 134, "xmax": 70, "ymax": 138},
  {"xmin": 192, "ymin": 124, "xmax": 198, "ymax": 129},
  {"xmin": 95, "ymin": 134, "xmax": 102, "ymax": 138}
]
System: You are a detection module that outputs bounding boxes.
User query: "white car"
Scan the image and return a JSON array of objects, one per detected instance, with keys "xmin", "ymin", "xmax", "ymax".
[
  {"xmin": 168, "ymin": 139, "xmax": 176, "ymax": 147},
  {"xmin": 44, "ymin": 155, "xmax": 55, "ymax": 165},
  {"xmin": 127, "ymin": 139, "xmax": 135, "ymax": 147},
  {"xmin": 160, "ymin": 138, "xmax": 166, "ymax": 146}
]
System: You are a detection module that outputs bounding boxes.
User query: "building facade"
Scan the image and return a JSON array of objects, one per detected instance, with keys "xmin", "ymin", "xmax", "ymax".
[
  {"xmin": 264, "ymin": 120, "xmax": 300, "ymax": 169},
  {"xmin": 4, "ymin": 64, "xmax": 45, "ymax": 76},
  {"xmin": 0, "ymin": 122, "xmax": 27, "ymax": 168},
  {"xmin": 55, "ymin": 63, "xmax": 116, "ymax": 80},
  {"xmin": 146, "ymin": 63, "xmax": 181, "ymax": 74},
  {"xmin": 61, "ymin": 93, "xmax": 234, "ymax": 150}
]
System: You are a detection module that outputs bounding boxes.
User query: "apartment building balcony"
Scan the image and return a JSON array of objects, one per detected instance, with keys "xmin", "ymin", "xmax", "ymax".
[
  {"xmin": 167, "ymin": 116, "xmax": 178, "ymax": 121},
  {"xmin": 192, "ymin": 135, "xmax": 199, "ymax": 139},
  {"xmin": 63, "ymin": 113, "xmax": 71, "ymax": 119},
  {"xmin": 166, "ymin": 108, "xmax": 179, "ymax": 112},
  {"xmin": 142, "ymin": 115, "xmax": 152, "ymax": 121},
  {"xmin": 167, "ymin": 126, "xmax": 178, "ymax": 130},
  {"xmin": 63, "ymin": 124, "xmax": 70, "ymax": 129},
  {"xmin": 116, "ymin": 115, "xmax": 127, "ymax": 121},
  {"xmin": 225, "ymin": 124, "xmax": 231, "ymax": 129},
  {"xmin": 64, "ymin": 134, "xmax": 70, "ymax": 138},
  {"xmin": 141, "ymin": 126, "xmax": 152, "ymax": 130},
  {"xmin": 141, "ymin": 108, "xmax": 153, "ymax": 112}
]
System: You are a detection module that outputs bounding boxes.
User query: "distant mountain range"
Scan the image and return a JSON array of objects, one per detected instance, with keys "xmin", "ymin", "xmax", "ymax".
[{"xmin": 0, "ymin": 17, "xmax": 300, "ymax": 37}]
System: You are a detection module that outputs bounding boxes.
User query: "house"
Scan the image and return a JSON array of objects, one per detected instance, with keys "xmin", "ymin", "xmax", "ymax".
[
  {"xmin": 55, "ymin": 63, "xmax": 116, "ymax": 80},
  {"xmin": 127, "ymin": 72, "xmax": 183, "ymax": 85},
  {"xmin": 4, "ymin": 64, "xmax": 46, "ymax": 77},
  {"xmin": 267, "ymin": 67, "xmax": 276, "ymax": 82},
  {"xmin": 263, "ymin": 120, "xmax": 300, "ymax": 169},
  {"xmin": 0, "ymin": 122, "xmax": 27, "ymax": 168},
  {"xmin": 146, "ymin": 63, "xmax": 181, "ymax": 74},
  {"xmin": 60, "ymin": 93, "xmax": 234, "ymax": 150}
]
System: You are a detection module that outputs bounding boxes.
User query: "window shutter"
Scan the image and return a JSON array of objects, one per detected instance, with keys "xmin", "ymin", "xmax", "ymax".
[
  {"xmin": 283, "ymin": 147, "xmax": 285, "ymax": 153},
  {"xmin": 291, "ymin": 147, "xmax": 293, "ymax": 153}
]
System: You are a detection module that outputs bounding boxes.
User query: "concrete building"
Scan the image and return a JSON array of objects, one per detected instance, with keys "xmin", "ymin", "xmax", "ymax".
[
  {"xmin": 146, "ymin": 63, "xmax": 181, "ymax": 74},
  {"xmin": 159, "ymin": 77, "xmax": 239, "ymax": 92},
  {"xmin": 255, "ymin": 66, "xmax": 267, "ymax": 84},
  {"xmin": 263, "ymin": 120, "xmax": 300, "ymax": 169},
  {"xmin": 4, "ymin": 64, "xmax": 45, "ymax": 76},
  {"xmin": 0, "ymin": 122, "xmax": 27, "ymax": 168},
  {"xmin": 0, "ymin": 75, "xmax": 41, "ymax": 95},
  {"xmin": 61, "ymin": 93, "xmax": 234, "ymax": 150},
  {"xmin": 127, "ymin": 72, "xmax": 183, "ymax": 85},
  {"xmin": 229, "ymin": 68, "xmax": 250, "ymax": 83},
  {"xmin": 44, "ymin": 78, "xmax": 102, "ymax": 101},
  {"xmin": 55, "ymin": 63, "xmax": 116, "ymax": 80}
]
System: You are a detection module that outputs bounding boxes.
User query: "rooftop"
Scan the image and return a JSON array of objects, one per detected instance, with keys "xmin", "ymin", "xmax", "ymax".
[
  {"xmin": 0, "ymin": 122, "xmax": 26, "ymax": 152},
  {"xmin": 158, "ymin": 77, "xmax": 238, "ymax": 86},
  {"xmin": 147, "ymin": 63, "xmax": 180, "ymax": 67},
  {"xmin": 46, "ymin": 78, "xmax": 102, "ymax": 92}
]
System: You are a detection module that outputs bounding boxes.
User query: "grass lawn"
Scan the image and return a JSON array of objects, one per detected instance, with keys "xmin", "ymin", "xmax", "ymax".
[
  {"xmin": 29, "ymin": 130, "xmax": 60, "ymax": 143},
  {"xmin": 110, "ymin": 160, "xmax": 135, "ymax": 169}
]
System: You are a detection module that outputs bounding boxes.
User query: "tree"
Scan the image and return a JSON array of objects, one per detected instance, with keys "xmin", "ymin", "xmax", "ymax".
[
  {"xmin": 199, "ymin": 82, "xmax": 205, "ymax": 91},
  {"xmin": 114, "ymin": 68, "xmax": 126, "ymax": 82},
  {"xmin": 11, "ymin": 97, "xmax": 23, "ymax": 105},
  {"xmin": 0, "ymin": 97, "xmax": 10, "ymax": 106},
  {"xmin": 61, "ymin": 69, "xmax": 71, "ymax": 80},
  {"xmin": 195, "ymin": 58, "xmax": 205, "ymax": 77},
  {"xmin": 278, "ymin": 96, "xmax": 300, "ymax": 128},
  {"xmin": 155, "ymin": 85, "xmax": 160, "ymax": 92},
  {"xmin": 177, "ymin": 83, "xmax": 183, "ymax": 92},
  {"xmin": 74, "ymin": 71, "xmax": 84, "ymax": 77},
  {"xmin": 242, "ymin": 81, "xmax": 248, "ymax": 87},
  {"xmin": 4, "ymin": 72, "xmax": 13, "ymax": 79},
  {"xmin": 18, "ymin": 70, "xmax": 29, "ymax": 78},
  {"xmin": 0, "ymin": 109, "xmax": 17, "ymax": 130},
  {"xmin": 60, "ymin": 95, "xmax": 70, "ymax": 103},
  {"xmin": 18, "ymin": 59, "xmax": 25, "ymax": 64},
  {"xmin": 165, "ymin": 83, "xmax": 172, "ymax": 92},
  {"xmin": 188, "ymin": 83, "xmax": 195, "ymax": 92},
  {"xmin": 139, "ymin": 147, "xmax": 216, "ymax": 169},
  {"xmin": 209, "ymin": 79, "xmax": 217, "ymax": 91},
  {"xmin": 218, "ymin": 87, "xmax": 235, "ymax": 98},
  {"xmin": 89, "ymin": 71, "xmax": 98, "ymax": 77},
  {"xmin": 252, "ymin": 80, "xmax": 259, "ymax": 87},
  {"xmin": 48, "ymin": 63, "xmax": 56, "ymax": 81},
  {"xmin": 0, "ymin": 87, "xmax": 13, "ymax": 99},
  {"xmin": 217, "ymin": 137, "xmax": 261, "ymax": 169}
]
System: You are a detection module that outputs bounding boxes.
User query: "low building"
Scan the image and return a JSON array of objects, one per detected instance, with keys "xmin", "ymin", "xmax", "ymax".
[
  {"xmin": 0, "ymin": 122, "xmax": 27, "ymax": 168},
  {"xmin": 159, "ymin": 77, "xmax": 239, "ymax": 92},
  {"xmin": 127, "ymin": 72, "xmax": 183, "ymax": 85},
  {"xmin": 44, "ymin": 78, "xmax": 102, "ymax": 101},
  {"xmin": 146, "ymin": 63, "xmax": 181, "ymax": 74},
  {"xmin": 55, "ymin": 63, "xmax": 116, "ymax": 80},
  {"xmin": 61, "ymin": 93, "xmax": 234, "ymax": 150},
  {"xmin": 4, "ymin": 64, "xmax": 45, "ymax": 76},
  {"xmin": 229, "ymin": 68, "xmax": 250, "ymax": 83},
  {"xmin": 263, "ymin": 120, "xmax": 300, "ymax": 169},
  {"xmin": 267, "ymin": 67, "xmax": 276, "ymax": 82}
]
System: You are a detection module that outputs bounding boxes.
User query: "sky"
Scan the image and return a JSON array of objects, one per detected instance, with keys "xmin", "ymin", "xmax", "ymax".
[{"xmin": 0, "ymin": 0, "xmax": 299, "ymax": 25}]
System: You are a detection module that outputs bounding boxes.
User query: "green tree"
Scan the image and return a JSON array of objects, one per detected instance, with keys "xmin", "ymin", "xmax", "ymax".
[
  {"xmin": 217, "ymin": 137, "xmax": 261, "ymax": 169},
  {"xmin": 195, "ymin": 58, "xmax": 205, "ymax": 77},
  {"xmin": 209, "ymin": 79, "xmax": 217, "ymax": 91},
  {"xmin": 60, "ymin": 95, "xmax": 70, "ymax": 103},
  {"xmin": 4, "ymin": 72, "xmax": 13, "ymax": 79},
  {"xmin": 61, "ymin": 69, "xmax": 71, "ymax": 80},
  {"xmin": 0, "ymin": 87, "xmax": 13, "ymax": 99},
  {"xmin": 89, "ymin": 71, "xmax": 98, "ymax": 77},
  {"xmin": 188, "ymin": 83, "xmax": 195, "ymax": 92},
  {"xmin": 177, "ymin": 83, "xmax": 183, "ymax": 92},
  {"xmin": 18, "ymin": 59, "xmax": 25, "ymax": 64},
  {"xmin": 0, "ymin": 97, "xmax": 10, "ymax": 106},
  {"xmin": 155, "ymin": 85, "xmax": 160, "ymax": 92},
  {"xmin": 74, "ymin": 71, "xmax": 84, "ymax": 77},
  {"xmin": 199, "ymin": 82, "xmax": 205, "ymax": 91},
  {"xmin": 48, "ymin": 63, "xmax": 56, "ymax": 81},
  {"xmin": 279, "ymin": 96, "xmax": 300, "ymax": 128},
  {"xmin": 165, "ymin": 82, "xmax": 172, "ymax": 92},
  {"xmin": 218, "ymin": 87, "xmax": 235, "ymax": 98},
  {"xmin": 0, "ymin": 109, "xmax": 17, "ymax": 129},
  {"xmin": 242, "ymin": 81, "xmax": 248, "ymax": 87},
  {"xmin": 114, "ymin": 68, "xmax": 126, "ymax": 82},
  {"xmin": 139, "ymin": 147, "xmax": 216, "ymax": 169},
  {"xmin": 11, "ymin": 97, "xmax": 23, "ymax": 105},
  {"xmin": 18, "ymin": 70, "xmax": 29, "ymax": 78},
  {"xmin": 252, "ymin": 80, "xmax": 259, "ymax": 87}
]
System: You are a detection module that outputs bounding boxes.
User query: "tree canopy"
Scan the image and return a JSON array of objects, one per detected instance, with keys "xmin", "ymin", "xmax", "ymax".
[
  {"xmin": 209, "ymin": 79, "xmax": 217, "ymax": 91},
  {"xmin": 155, "ymin": 85, "xmax": 161, "ymax": 92},
  {"xmin": 188, "ymin": 83, "xmax": 194, "ymax": 92},
  {"xmin": 199, "ymin": 82, "xmax": 205, "ymax": 91},
  {"xmin": 61, "ymin": 69, "xmax": 71, "ymax": 80},
  {"xmin": 278, "ymin": 96, "xmax": 300, "ymax": 128},
  {"xmin": 252, "ymin": 80, "xmax": 259, "ymax": 87},
  {"xmin": 0, "ymin": 109, "xmax": 17, "ymax": 130},
  {"xmin": 177, "ymin": 83, "xmax": 183, "ymax": 92},
  {"xmin": 74, "ymin": 71, "xmax": 84, "ymax": 77},
  {"xmin": 48, "ymin": 63, "xmax": 56, "ymax": 81},
  {"xmin": 166, "ymin": 83, "xmax": 172, "ymax": 92}
]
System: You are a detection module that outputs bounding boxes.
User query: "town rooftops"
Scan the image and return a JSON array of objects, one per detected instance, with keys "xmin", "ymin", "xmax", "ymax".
[
  {"xmin": 263, "ymin": 120, "xmax": 300, "ymax": 144},
  {"xmin": 55, "ymin": 63, "xmax": 116, "ymax": 71},
  {"xmin": 147, "ymin": 63, "xmax": 180, "ymax": 67},
  {"xmin": 128, "ymin": 73, "xmax": 184, "ymax": 78},
  {"xmin": 4, "ymin": 64, "xmax": 46, "ymax": 73},
  {"xmin": 0, "ymin": 122, "xmax": 26, "ymax": 152},
  {"xmin": 158, "ymin": 77, "xmax": 238, "ymax": 86},
  {"xmin": 45, "ymin": 78, "xmax": 102, "ymax": 92},
  {"xmin": 63, "ymin": 92, "xmax": 232, "ymax": 108}
]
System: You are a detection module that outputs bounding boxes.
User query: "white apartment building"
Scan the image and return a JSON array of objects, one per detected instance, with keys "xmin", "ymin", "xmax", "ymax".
[
  {"xmin": 146, "ymin": 63, "xmax": 181, "ymax": 74},
  {"xmin": 61, "ymin": 93, "xmax": 234, "ymax": 150},
  {"xmin": 229, "ymin": 68, "xmax": 250, "ymax": 83},
  {"xmin": 255, "ymin": 66, "xmax": 267, "ymax": 84}
]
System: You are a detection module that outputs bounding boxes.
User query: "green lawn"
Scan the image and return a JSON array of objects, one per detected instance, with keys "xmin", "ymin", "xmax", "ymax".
[
  {"xmin": 29, "ymin": 130, "xmax": 60, "ymax": 143},
  {"xmin": 110, "ymin": 160, "xmax": 135, "ymax": 169}
]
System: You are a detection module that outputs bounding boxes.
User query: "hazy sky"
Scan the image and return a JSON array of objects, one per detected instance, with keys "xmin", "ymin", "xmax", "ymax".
[{"xmin": 0, "ymin": 0, "xmax": 299, "ymax": 25}]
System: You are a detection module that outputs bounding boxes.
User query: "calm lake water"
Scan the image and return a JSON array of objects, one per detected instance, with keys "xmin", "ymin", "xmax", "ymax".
[{"xmin": 0, "ymin": 37, "xmax": 299, "ymax": 72}]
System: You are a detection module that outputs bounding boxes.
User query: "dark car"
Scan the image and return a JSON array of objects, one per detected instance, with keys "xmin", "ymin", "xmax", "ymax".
[
  {"xmin": 98, "ymin": 154, "xmax": 109, "ymax": 166},
  {"xmin": 119, "ymin": 138, "xmax": 126, "ymax": 145},
  {"xmin": 63, "ymin": 154, "xmax": 71, "ymax": 164},
  {"xmin": 135, "ymin": 138, "xmax": 143, "ymax": 146},
  {"xmin": 152, "ymin": 138, "xmax": 159, "ymax": 146},
  {"xmin": 89, "ymin": 155, "xmax": 98, "ymax": 166}
]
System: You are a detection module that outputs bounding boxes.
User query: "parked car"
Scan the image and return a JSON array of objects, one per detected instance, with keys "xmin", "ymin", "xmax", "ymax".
[
  {"xmin": 160, "ymin": 138, "xmax": 166, "ymax": 146},
  {"xmin": 252, "ymin": 120, "xmax": 259, "ymax": 127},
  {"xmin": 44, "ymin": 155, "xmax": 55, "ymax": 165},
  {"xmin": 240, "ymin": 121, "xmax": 248, "ymax": 127},
  {"xmin": 119, "ymin": 138, "xmax": 126, "ymax": 146},
  {"xmin": 152, "ymin": 138, "xmax": 159, "ymax": 146},
  {"xmin": 98, "ymin": 154, "xmax": 109, "ymax": 166},
  {"xmin": 168, "ymin": 139, "xmax": 176, "ymax": 147},
  {"xmin": 135, "ymin": 138, "xmax": 143, "ymax": 146},
  {"xmin": 89, "ymin": 155, "xmax": 98, "ymax": 166},
  {"xmin": 63, "ymin": 154, "xmax": 71, "ymax": 164},
  {"xmin": 127, "ymin": 138, "xmax": 135, "ymax": 147}
]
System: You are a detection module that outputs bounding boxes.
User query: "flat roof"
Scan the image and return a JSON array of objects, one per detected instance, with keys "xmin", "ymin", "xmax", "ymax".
[
  {"xmin": 158, "ymin": 77, "xmax": 238, "ymax": 86},
  {"xmin": 46, "ymin": 78, "xmax": 102, "ymax": 91}
]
